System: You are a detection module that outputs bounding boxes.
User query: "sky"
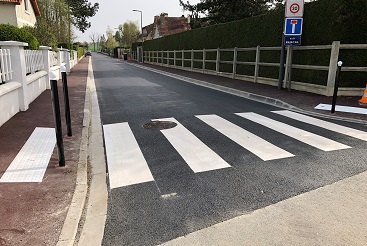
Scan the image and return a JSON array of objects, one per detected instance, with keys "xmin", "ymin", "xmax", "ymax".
[{"xmin": 74, "ymin": 0, "xmax": 201, "ymax": 42}]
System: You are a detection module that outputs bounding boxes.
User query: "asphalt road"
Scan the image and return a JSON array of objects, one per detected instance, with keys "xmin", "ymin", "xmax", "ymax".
[{"xmin": 91, "ymin": 53, "xmax": 367, "ymax": 246}]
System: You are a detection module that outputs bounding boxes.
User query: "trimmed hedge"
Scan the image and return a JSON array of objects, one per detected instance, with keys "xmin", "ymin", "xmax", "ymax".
[
  {"xmin": 0, "ymin": 24, "xmax": 39, "ymax": 50},
  {"xmin": 77, "ymin": 47, "xmax": 85, "ymax": 58},
  {"xmin": 142, "ymin": 0, "xmax": 367, "ymax": 87}
]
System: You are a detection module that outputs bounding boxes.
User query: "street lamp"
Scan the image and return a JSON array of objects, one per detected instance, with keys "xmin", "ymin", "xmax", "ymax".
[
  {"xmin": 133, "ymin": 9, "xmax": 143, "ymax": 63},
  {"xmin": 132, "ymin": 9, "xmax": 143, "ymax": 41}
]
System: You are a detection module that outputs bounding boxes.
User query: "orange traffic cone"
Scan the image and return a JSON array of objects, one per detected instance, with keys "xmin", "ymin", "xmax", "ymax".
[{"xmin": 358, "ymin": 84, "xmax": 367, "ymax": 106}]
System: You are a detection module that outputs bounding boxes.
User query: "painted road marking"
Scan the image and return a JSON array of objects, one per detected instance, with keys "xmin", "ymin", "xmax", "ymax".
[
  {"xmin": 103, "ymin": 122, "xmax": 154, "ymax": 189},
  {"xmin": 236, "ymin": 112, "xmax": 351, "ymax": 151},
  {"xmin": 0, "ymin": 128, "xmax": 56, "ymax": 183},
  {"xmin": 155, "ymin": 117, "xmax": 231, "ymax": 173},
  {"xmin": 273, "ymin": 110, "xmax": 367, "ymax": 141},
  {"xmin": 315, "ymin": 104, "xmax": 367, "ymax": 115},
  {"xmin": 196, "ymin": 115, "xmax": 294, "ymax": 161}
]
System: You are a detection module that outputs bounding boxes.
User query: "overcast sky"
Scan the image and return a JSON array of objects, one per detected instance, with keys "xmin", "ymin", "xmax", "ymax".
[{"xmin": 74, "ymin": 0, "xmax": 201, "ymax": 42}]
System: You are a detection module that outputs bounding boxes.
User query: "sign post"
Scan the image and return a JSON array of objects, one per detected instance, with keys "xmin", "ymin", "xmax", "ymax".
[{"xmin": 278, "ymin": 0, "xmax": 304, "ymax": 90}]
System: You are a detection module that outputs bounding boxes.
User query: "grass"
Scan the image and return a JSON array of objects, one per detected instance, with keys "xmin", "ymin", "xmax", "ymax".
[{"xmin": 88, "ymin": 44, "xmax": 101, "ymax": 51}]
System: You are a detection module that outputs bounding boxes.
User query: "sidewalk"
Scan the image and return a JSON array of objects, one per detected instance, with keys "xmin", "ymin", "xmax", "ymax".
[{"xmin": 0, "ymin": 58, "xmax": 89, "ymax": 246}]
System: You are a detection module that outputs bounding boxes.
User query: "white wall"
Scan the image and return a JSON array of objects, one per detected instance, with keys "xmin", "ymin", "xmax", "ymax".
[
  {"xmin": 15, "ymin": 0, "xmax": 37, "ymax": 27},
  {"xmin": 26, "ymin": 71, "xmax": 48, "ymax": 104},
  {"xmin": 0, "ymin": 82, "xmax": 21, "ymax": 127},
  {"xmin": 0, "ymin": 3, "xmax": 17, "ymax": 26}
]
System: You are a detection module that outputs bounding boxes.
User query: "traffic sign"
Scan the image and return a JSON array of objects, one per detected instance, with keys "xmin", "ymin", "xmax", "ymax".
[
  {"xmin": 284, "ymin": 18, "xmax": 303, "ymax": 36},
  {"xmin": 284, "ymin": 36, "xmax": 302, "ymax": 46},
  {"xmin": 285, "ymin": 0, "xmax": 304, "ymax": 17}
]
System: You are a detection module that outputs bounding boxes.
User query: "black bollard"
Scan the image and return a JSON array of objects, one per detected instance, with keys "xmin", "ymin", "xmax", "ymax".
[
  {"xmin": 331, "ymin": 61, "xmax": 343, "ymax": 113},
  {"xmin": 49, "ymin": 71, "xmax": 65, "ymax": 166},
  {"xmin": 61, "ymin": 66, "xmax": 72, "ymax": 136}
]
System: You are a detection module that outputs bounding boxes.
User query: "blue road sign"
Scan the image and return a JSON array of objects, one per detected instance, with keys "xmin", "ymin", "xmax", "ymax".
[
  {"xmin": 284, "ymin": 18, "xmax": 303, "ymax": 36},
  {"xmin": 284, "ymin": 36, "xmax": 302, "ymax": 46}
]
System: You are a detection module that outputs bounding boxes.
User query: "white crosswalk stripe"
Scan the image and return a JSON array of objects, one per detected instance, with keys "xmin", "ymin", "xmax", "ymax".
[
  {"xmin": 273, "ymin": 110, "xmax": 367, "ymax": 141},
  {"xmin": 0, "ymin": 127, "xmax": 56, "ymax": 183},
  {"xmin": 236, "ymin": 112, "xmax": 351, "ymax": 151},
  {"xmin": 155, "ymin": 117, "xmax": 231, "ymax": 172},
  {"xmin": 196, "ymin": 114, "xmax": 294, "ymax": 161},
  {"xmin": 103, "ymin": 122, "xmax": 154, "ymax": 189}
]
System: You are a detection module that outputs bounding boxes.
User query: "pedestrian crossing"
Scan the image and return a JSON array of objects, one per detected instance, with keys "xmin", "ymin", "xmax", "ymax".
[
  {"xmin": 102, "ymin": 110, "xmax": 367, "ymax": 189},
  {"xmin": 1, "ymin": 110, "xmax": 365, "ymax": 184}
]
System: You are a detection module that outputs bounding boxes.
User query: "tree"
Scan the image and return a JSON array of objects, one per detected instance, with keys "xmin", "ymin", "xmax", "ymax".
[
  {"xmin": 89, "ymin": 32, "xmax": 99, "ymax": 51},
  {"xmin": 180, "ymin": 0, "xmax": 273, "ymax": 26},
  {"xmin": 105, "ymin": 27, "xmax": 117, "ymax": 50},
  {"xmin": 30, "ymin": 0, "xmax": 72, "ymax": 48},
  {"xmin": 64, "ymin": 0, "xmax": 99, "ymax": 33},
  {"xmin": 119, "ymin": 21, "xmax": 140, "ymax": 48},
  {"xmin": 115, "ymin": 30, "xmax": 122, "ymax": 47}
]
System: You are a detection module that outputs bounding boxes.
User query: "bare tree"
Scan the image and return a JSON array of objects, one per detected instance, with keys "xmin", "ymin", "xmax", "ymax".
[{"xmin": 89, "ymin": 32, "xmax": 99, "ymax": 51}]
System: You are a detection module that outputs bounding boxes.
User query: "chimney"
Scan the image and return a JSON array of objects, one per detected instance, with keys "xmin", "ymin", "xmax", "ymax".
[
  {"xmin": 187, "ymin": 14, "xmax": 191, "ymax": 24},
  {"xmin": 160, "ymin": 12, "xmax": 168, "ymax": 23}
]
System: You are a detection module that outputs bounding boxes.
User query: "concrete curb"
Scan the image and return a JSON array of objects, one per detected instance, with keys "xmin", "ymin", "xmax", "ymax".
[
  {"xmin": 126, "ymin": 62, "xmax": 367, "ymax": 125},
  {"xmin": 56, "ymin": 58, "xmax": 91, "ymax": 246},
  {"xmin": 77, "ymin": 57, "xmax": 108, "ymax": 246}
]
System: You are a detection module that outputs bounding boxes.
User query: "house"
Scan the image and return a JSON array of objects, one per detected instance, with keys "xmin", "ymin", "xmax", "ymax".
[
  {"xmin": 0, "ymin": 0, "xmax": 41, "ymax": 27},
  {"xmin": 142, "ymin": 13, "xmax": 191, "ymax": 40},
  {"xmin": 142, "ymin": 23, "xmax": 154, "ymax": 41}
]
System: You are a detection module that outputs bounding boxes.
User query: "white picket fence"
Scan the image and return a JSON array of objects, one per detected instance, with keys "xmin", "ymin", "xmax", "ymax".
[
  {"xmin": 25, "ymin": 50, "xmax": 44, "ymax": 74},
  {"xmin": 0, "ymin": 49, "xmax": 12, "ymax": 84},
  {"xmin": 50, "ymin": 51, "xmax": 58, "ymax": 67},
  {"xmin": 0, "ymin": 41, "xmax": 81, "ymax": 127}
]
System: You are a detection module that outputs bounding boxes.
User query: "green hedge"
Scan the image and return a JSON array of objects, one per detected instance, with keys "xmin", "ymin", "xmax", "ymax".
[
  {"xmin": 142, "ymin": 0, "xmax": 367, "ymax": 87},
  {"xmin": 77, "ymin": 47, "xmax": 85, "ymax": 58},
  {"xmin": 0, "ymin": 24, "xmax": 39, "ymax": 50}
]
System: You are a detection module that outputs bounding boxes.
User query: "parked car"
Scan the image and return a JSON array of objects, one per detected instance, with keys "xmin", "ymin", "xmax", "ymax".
[{"xmin": 85, "ymin": 51, "xmax": 92, "ymax": 57}]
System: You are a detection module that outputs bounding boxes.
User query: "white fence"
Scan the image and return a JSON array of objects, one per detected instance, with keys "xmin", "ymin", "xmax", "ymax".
[
  {"xmin": 0, "ymin": 41, "xmax": 80, "ymax": 127},
  {"xmin": 50, "ymin": 51, "xmax": 58, "ymax": 67},
  {"xmin": 25, "ymin": 50, "xmax": 44, "ymax": 74},
  {"xmin": 134, "ymin": 41, "xmax": 367, "ymax": 96},
  {"xmin": 0, "ymin": 49, "xmax": 12, "ymax": 84}
]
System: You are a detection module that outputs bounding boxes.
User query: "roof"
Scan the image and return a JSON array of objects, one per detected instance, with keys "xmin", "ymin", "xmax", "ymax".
[
  {"xmin": 154, "ymin": 15, "xmax": 191, "ymax": 37},
  {"xmin": 0, "ymin": 0, "xmax": 41, "ymax": 16},
  {"xmin": 142, "ymin": 23, "xmax": 154, "ymax": 38}
]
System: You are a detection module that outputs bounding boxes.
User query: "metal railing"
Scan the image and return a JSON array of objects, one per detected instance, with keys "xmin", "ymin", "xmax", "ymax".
[
  {"xmin": 25, "ymin": 50, "xmax": 44, "ymax": 74},
  {"xmin": 0, "ymin": 49, "xmax": 12, "ymax": 84}
]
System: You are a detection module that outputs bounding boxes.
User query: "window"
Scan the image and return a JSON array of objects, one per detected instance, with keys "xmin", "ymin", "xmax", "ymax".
[{"xmin": 24, "ymin": 0, "xmax": 29, "ymax": 13}]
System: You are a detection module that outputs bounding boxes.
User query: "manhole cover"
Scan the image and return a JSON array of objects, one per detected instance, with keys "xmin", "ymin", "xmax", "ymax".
[{"xmin": 143, "ymin": 121, "xmax": 177, "ymax": 130}]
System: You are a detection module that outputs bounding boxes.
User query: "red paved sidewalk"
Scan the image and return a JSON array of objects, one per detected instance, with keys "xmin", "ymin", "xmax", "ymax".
[{"xmin": 0, "ymin": 58, "xmax": 89, "ymax": 246}]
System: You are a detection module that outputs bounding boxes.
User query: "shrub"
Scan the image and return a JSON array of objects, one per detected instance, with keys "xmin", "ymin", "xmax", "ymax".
[
  {"xmin": 77, "ymin": 47, "xmax": 85, "ymax": 58},
  {"xmin": 22, "ymin": 25, "xmax": 57, "ymax": 50},
  {"xmin": 0, "ymin": 24, "xmax": 39, "ymax": 50}
]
